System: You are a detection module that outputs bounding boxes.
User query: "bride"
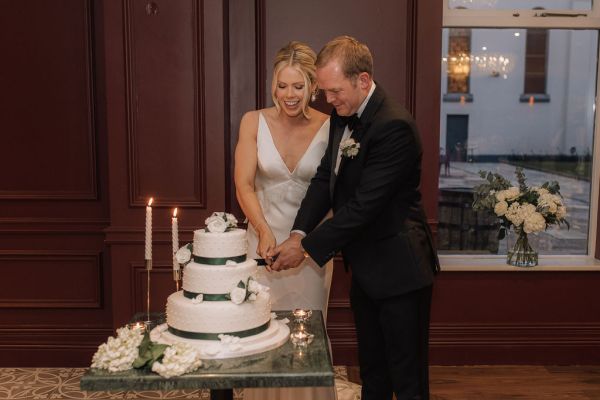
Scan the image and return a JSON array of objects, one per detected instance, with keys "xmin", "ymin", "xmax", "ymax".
[{"xmin": 234, "ymin": 41, "xmax": 335, "ymax": 400}]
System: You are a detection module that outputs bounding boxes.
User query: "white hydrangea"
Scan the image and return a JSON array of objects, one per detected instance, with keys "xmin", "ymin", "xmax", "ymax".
[
  {"xmin": 524, "ymin": 211, "xmax": 546, "ymax": 233},
  {"xmin": 556, "ymin": 205, "xmax": 567, "ymax": 219},
  {"xmin": 494, "ymin": 200, "xmax": 508, "ymax": 216},
  {"xmin": 91, "ymin": 327, "xmax": 144, "ymax": 372},
  {"xmin": 151, "ymin": 342, "xmax": 202, "ymax": 378},
  {"xmin": 505, "ymin": 203, "xmax": 524, "ymax": 226}
]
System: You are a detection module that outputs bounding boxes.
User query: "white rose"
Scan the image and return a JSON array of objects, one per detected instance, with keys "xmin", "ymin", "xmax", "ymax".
[
  {"xmin": 229, "ymin": 287, "xmax": 246, "ymax": 304},
  {"xmin": 175, "ymin": 245, "xmax": 192, "ymax": 264},
  {"xmin": 494, "ymin": 201, "xmax": 508, "ymax": 216},
  {"xmin": 505, "ymin": 187, "xmax": 521, "ymax": 201},
  {"xmin": 225, "ymin": 213, "xmax": 238, "ymax": 227},
  {"xmin": 248, "ymin": 279, "xmax": 261, "ymax": 293},
  {"xmin": 207, "ymin": 218, "xmax": 227, "ymax": 233},
  {"xmin": 496, "ymin": 191, "xmax": 506, "ymax": 202},
  {"xmin": 248, "ymin": 293, "xmax": 257, "ymax": 301}
]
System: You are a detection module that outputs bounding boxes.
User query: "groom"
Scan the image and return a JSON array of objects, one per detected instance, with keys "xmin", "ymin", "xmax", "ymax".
[{"xmin": 271, "ymin": 36, "xmax": 439, "ymax": 400}]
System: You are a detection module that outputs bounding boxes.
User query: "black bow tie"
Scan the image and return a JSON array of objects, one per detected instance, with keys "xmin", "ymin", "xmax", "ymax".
[{"xmin": 338, "ymin": 114, "xmax": 361, "ymax": 131}]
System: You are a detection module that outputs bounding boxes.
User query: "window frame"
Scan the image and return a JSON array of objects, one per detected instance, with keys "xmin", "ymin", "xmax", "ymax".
[{"xmin": 439, "ymin": 0, "xmax": 600, "ymax": 270}]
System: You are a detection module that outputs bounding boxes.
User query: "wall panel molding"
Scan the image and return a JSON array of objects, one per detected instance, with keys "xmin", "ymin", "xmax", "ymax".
[
  {"xmin": 0, "ymin": 0, "xmax": 98, "ymax": 200},
  {"xmin": 0, "ymin": 251, "xmax": 102, "ymax": 309},
  {"xmin": 123, "ymin": 0, "xmax": 207, "ymax": 208}
]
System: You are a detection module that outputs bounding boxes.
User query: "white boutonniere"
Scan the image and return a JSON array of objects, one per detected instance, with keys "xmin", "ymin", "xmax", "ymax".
[{"xmin": 340, "ymin": 138, "xmax": 360, "ymax": 159}]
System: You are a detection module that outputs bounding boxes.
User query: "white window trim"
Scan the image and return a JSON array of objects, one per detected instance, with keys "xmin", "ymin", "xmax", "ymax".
[
  {"xmin": 440, "ymin": 0, "xmax": 600, "ymax": 271},
  {"xmin": 443, "ymin": 0, "xmax": 600, "ymax": 28}
]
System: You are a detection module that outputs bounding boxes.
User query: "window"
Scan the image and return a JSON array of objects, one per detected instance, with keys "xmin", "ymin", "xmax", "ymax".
[
  {"xmin": 439, "ymin": 1, "xmax": 600, "ymax": 263},
  {"xmin": 523, "ymin": 28, "xmax": 548, "ymax": 95}
]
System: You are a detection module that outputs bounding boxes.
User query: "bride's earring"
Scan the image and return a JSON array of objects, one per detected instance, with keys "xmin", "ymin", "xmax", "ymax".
[{"xmin": 311, "ymin": 91, "xmax": 317, "ymax": 102}]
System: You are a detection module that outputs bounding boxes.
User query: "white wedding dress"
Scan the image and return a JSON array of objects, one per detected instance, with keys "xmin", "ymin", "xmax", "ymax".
[{"xmin": 243, "ymin": 113, "xmax": 336, "ymax": 400}]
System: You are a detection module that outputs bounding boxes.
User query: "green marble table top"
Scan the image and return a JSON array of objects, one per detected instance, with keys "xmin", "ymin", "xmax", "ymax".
[{"xmin": 80, "ymin": 310, "xmax": 334, "ymax": 391}]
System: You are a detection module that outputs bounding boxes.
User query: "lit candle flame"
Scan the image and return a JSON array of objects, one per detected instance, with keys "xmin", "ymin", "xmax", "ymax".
[
  {"xmin": 148, "ymin": 197, "xmax": 154, "ymax": 206},
  {"xmin": 173, "ymin": 208, "xmax": 178, "ymax": 217}
]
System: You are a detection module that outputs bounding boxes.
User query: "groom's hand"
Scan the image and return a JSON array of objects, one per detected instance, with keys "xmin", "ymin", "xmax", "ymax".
[{"xmin": 270, "ymin": 233, "xmax": 306, "ymax": 272}]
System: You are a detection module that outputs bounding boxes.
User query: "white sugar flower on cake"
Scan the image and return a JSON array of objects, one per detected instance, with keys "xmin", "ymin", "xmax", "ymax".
[
  {"xmin": 192, "ymin": 294, "xmax": 203, "ymax": 304},
  {"xmin": 205, "ymin": 212, "xmax": 238, "ymax": 233},
  {"xmin": 229, "ymin": 287, "xmax": 246, "ymax": 304},
  {"xmin": 175, "ymin": 243, "xmax": 193, "ymax": 265}
]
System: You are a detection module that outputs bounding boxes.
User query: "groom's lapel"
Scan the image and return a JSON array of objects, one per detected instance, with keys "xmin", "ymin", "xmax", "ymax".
[
  {"xmin": 329, "ymin": 115, "xmax": 345, "ymax": 200},
  {"xmin": 335, "ymin": 84, "xmax": 385, "ymax": 179}
]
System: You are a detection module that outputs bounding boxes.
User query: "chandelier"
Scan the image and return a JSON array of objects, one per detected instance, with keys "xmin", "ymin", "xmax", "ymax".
[{"xmin": 443, "ymin": 52, "xmax": 513, "ymax": 78}]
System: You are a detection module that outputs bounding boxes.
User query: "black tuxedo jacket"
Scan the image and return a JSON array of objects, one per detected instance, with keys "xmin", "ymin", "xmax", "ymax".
[{"xmin": 293, "ymin": 84, "xmax": 439, "ymax": 299}]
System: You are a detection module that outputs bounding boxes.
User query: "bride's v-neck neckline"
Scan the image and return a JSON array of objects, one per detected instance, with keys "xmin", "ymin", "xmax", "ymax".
[{"xmin": 260, "ymin": 112, "xmax": 325, "ymax": 175}]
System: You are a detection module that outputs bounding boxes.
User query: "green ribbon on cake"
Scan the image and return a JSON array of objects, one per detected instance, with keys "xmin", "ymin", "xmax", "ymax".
[
  {"xmin": 183, "ymin": 290, "xmax": 230, "ymax": 301},
  {"xmin": 167, "ymin": 320, "xmax": 270, "ymax": 340},
  {"xmin": 192, "ymin": 255, "xmax": 246, "ymax": 265}
]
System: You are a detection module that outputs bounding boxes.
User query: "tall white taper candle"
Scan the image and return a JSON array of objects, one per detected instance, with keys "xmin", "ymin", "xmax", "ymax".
[
  {"xmin": 145, "ymin": 198, "xmax": 153, "ymax": 260},
  {"xmin": 172, "ymin": 208, "xmax": 179, "ymax": 271}
]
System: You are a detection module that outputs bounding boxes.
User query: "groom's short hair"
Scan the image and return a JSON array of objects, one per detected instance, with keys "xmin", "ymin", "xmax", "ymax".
[{"xmin": 317, "ymin": 36, "xmax": 373, "ymax": 79}]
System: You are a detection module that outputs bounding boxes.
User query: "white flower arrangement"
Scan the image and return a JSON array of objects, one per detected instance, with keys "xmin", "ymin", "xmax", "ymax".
[
  {"xmin": 205, "ymin": 212, "xmax": 238, "ymax": 233},
  {"xmin": 151, "ymin": 342, "xmax": 203, "ymax": 378},
  {"xmin": 91, "ymin": 326, "xmax": 203, "ymax": 378},
  {"xmin": 473, "ymin": 167, "xmax": 569, "ymax": 238},
  {"xmin": 91, "ymin": 326, "xmax": 144, "ymax": 372},
  {"xmin": 339, "ymin": 138, "xmax": 360, "ymax": 159}
]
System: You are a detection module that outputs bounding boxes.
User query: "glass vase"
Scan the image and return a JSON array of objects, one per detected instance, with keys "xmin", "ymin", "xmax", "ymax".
[{"xmin": 506, "ymin": 227, "xmax": 538, "ymax": 267}]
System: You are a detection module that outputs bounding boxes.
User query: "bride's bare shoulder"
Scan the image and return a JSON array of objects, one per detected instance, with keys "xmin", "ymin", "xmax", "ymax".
[{"xmin": 310, "ymin": 108, "xmax": 330, "ymax": 126}]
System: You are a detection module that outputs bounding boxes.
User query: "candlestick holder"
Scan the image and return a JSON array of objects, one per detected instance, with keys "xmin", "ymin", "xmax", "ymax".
[
  {"xmin": 145, "ymin": 259, "xmax": 152, "ymax": 323},
  {"xmin": 173, "ymin": 269, "xmax": 182, "ymax": 291}
]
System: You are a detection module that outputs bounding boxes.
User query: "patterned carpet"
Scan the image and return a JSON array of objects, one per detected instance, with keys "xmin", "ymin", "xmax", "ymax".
[{"xmin": 0, "ymin": 366, "xmax": 353, "ymax": 399}]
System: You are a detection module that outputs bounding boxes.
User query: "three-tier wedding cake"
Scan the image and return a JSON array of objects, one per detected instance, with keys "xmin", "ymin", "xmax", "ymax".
[{"xmin": 151, "ymin": 212, "xmax": 290, "ymax": 359}]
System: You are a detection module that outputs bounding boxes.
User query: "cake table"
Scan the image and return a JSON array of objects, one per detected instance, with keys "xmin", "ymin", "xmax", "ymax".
[{"xmin": 80, "ymin": 310, "xmax": 334, "ymax": 400}]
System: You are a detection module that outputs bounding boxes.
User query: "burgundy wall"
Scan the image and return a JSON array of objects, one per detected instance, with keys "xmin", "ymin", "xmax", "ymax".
[{"xmin": 0, "ymin": 0, "xmax": 598, "ymax": 367}]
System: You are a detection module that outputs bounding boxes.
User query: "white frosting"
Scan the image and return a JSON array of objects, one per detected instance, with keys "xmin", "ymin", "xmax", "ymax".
[
  {"xmin": 182, "ymin": 259, "xmax": 257, "ymax": 294},
  {"xmin": 166, "ymin": 290, "xmax": 271, "ymax": 334},
  {"xmin": 193, "ymin": 228, "xmax": 247, "ymax": 258}
]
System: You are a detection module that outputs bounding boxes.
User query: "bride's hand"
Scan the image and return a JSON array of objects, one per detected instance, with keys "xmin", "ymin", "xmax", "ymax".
[{"xmin": 257, "ymin": 227, "xmax": 276, "ymax": 264}]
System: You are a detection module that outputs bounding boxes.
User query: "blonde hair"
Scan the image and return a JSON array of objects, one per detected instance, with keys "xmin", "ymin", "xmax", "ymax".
[
  {"xmin": 271, "ymin": 41, "xmax": 317, "ymax": 119},
  {"xmin": 316, "ymin": 35, "xmax": 373, "ymax": 80}
]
